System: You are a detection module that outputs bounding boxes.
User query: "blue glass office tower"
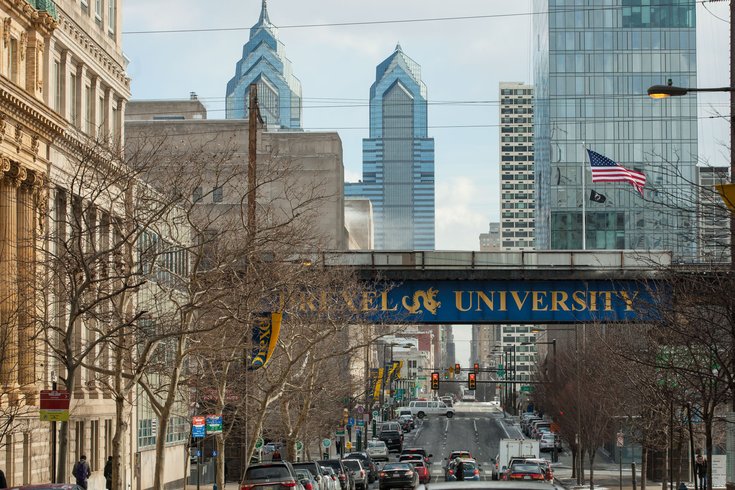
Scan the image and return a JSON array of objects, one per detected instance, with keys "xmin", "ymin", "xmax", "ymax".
[
  {"xmin": 346, "ymin": 45, "xmax": 435, "ymax": 250},
  {"xmin": 225, "ymin": 0, "xmax": 302, "ymax": 128},
  {"xmin": 533, "ymin": 0, "xmax": 698, "ymax": 259}
]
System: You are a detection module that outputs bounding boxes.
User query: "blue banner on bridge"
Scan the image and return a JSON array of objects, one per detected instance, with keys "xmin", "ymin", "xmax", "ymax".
[{"xmin": 360, "ymin": 279, "xmax": 658, "ymax": 324}]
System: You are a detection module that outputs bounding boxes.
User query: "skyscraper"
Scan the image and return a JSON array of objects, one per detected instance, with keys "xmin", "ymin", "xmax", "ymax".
[
  {"xmin": 533, "ymin": 1, "xmax": 698, "ymax": 259},
  {"xmin": 225, "ymin": 0, "xmax": 302, "ymax": 128},
  {"xmin": 346, "ymin": 44, "xmax": 435, "ymax": 250},
  {"xmin": 499, "ymin": 83, "xmax": 535, "ymax": 251}
]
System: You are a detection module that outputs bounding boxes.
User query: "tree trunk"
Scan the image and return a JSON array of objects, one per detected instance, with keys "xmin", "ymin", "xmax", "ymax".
[
  {"xmin": 216, "ymin": 433, "xmax": 225, "ymax": 487},
  {"xmin": 580, "ymin": 447, "xmax": 586, "ymax": 485},
  {"xmin": 111, "ymin": 392, "xmax": 127, "ymax": 490},
  {"xmin": 663, "ymin": 442, "xmax": 669, "ymax": 490},
  {"xmin": 152, "ymin": 404, "xmax": 172, "ymax": 490},
  {"xmin": 572, "ymin": 446, "xmax": 577, "ymax": 479},
  {"xmin": 57, "ymin": 364, "xmax": 76, "ymax": 483},
  {"xmin": 705, "ymin": 414, "xmax": 713, "ymax": 490},
  {"xmin": 675, "ymin": 427, "xmax": 684, "ymax": 490},
  {"xmin": 589, "ymin": 447, "xmax": 596, "ymax": 490},
  {"xmin": 642, "ymin": 447, "xmax": 648, "ymax": 490}
]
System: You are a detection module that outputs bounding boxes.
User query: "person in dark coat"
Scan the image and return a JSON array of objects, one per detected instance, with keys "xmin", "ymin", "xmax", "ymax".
[
  {"xmin": 104, "ymin": 456, "xmax": 113, "ymax": 490},
  {"xmin": 695, "ymin": 454, "xmax": 707, "ymax": 489},
  {"xmin": 0, "ymin": 468, "xmax": 7, "ymax": 489},
  {"xmin": 454, "ymin": 459, "xmax": 465, "ymax": 481},
  {"xmin": 72, "ymin": 455, "xmax": 91, "ymax": 489}
]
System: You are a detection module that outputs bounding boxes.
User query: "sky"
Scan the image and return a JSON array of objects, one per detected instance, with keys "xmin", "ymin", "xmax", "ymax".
[{"xmin": 122, "ymin": 1, "xmax": 731, "ymax": 365}]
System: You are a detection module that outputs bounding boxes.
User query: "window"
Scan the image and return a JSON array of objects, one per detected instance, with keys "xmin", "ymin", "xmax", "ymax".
[
  {"xmin": 8, "ymin": 38, "xmax": 18, "ymax": 83},
  {"xmin": 69, "ymin": 73, "xmax": 78, "ymax": 126},
  {"xmin": 108, "ymin": 0, "xmax": 116, "ymax": 34},
  {"xmin": 85, "ymin": 85, "xmax": 93, "ymax": 134},
  {"xmin": 111, "ymin": 101, "xmax": 119, "ymax": 142},
  {"xmin": 192, "ymin": 186, "xmax": 203, "ymax": 203},
  {"xmin": 97, "ymin": 95, "xmax": 105, "ymax": 136},
  {"xmin": 53, "ymin": 60, "xmax": 61, "ymax": 112},
  {"xmin": 212, "ymin": 186, "xmax": 223, "ymax": 203},
  {"xmin": 95, "ymin": 0, "xmax": 102, "ymax": 23}
]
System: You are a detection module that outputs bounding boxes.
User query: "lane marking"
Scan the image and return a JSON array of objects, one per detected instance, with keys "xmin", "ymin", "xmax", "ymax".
[{"xmin": 473, "ymin": 420, "xmax": 478, "ymax": 434}]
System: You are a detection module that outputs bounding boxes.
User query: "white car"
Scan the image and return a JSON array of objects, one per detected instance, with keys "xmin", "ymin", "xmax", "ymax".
[{"xmin": 366, "ymin": 439, "xmax": 389, "ymax": 461}]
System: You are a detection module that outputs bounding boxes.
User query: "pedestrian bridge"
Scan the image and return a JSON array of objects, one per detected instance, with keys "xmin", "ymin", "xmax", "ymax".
[{"xmin": 318, "ymin": 250, "xmax": 671, "ymax": 324}]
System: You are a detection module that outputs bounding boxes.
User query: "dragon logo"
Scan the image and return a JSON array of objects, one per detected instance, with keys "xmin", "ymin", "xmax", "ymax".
[{"xmin": 402, "ymin": 288, "xmax": 442, "ymax": 315}]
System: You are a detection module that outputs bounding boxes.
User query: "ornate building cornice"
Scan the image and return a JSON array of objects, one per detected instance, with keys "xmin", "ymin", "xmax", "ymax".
[
  {"xmin": 58, "ymin": 14, "xmax": 130, "ymax": 91},
  {"xmin": 0, "ymin": 0, "xmax": 57, "ymax": 36},
  {"xmin": 0, "ymin": 80, "xmax": 65, "ymax": 141}
]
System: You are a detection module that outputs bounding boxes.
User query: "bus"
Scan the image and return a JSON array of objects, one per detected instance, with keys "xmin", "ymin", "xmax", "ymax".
[{"xmin": 461, "ymin": 387, "xmax": 476, "ymax": 402}]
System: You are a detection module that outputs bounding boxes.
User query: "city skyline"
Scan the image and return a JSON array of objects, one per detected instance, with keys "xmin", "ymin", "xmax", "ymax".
[{"xmin": 123, "ymin": 1, "xmax": 730, "ymax": 251}]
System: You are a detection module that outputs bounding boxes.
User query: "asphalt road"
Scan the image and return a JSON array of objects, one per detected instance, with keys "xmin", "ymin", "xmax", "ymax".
[{"xmin": 368, "ymin": 402, "xmax": 506, "ymax": 487}]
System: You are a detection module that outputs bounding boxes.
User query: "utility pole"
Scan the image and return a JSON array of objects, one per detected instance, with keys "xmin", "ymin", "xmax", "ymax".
[{"xmin": 247, "ymin": 83, "xmax": 259, "ymax": 246}]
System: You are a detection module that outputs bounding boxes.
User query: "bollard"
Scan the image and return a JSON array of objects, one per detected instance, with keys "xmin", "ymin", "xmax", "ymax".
[
  {"xmin": 631, "ymin": 462, "xmax": 637, "ymax": 490},
  {"xmin": 679, "ymin": 483, "xmax": 687, "ymax": 490},
  {"xmin": 213, "ymin": 484, "xmax": 218, "ymax": 490}
]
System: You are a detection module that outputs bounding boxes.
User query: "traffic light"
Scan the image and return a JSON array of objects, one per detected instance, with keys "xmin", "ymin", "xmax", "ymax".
[
  {"xmin": 431, "ymin": 372, "xmax": 440, "ymax": 390},
  {"xmin": 342, "ymin": 408, "xmax": 349, "ymax": 425},
  {"xmin": 455, "ymin": 363, "xmax": 461, "ymax": 374},
  {"xmin": 468, "ymin": 373, "xmax": 477, "ymax": 390},
  {"xmin": 473, "ymin": 363, "xmax": 480, "ymax": 374}
]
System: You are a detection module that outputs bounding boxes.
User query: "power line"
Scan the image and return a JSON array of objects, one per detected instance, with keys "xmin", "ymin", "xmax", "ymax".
[{"xmin": 122, "ymin": 1, "xmax": 708, "ymax": 35}]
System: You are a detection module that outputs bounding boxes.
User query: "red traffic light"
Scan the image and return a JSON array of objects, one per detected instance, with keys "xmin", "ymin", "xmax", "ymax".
[
  {"xmin": 468, "ymin": 373, "xmax": 477, "ymax": 390},
  {"xmin": 431, "ymin": 372, "xmax": 440, "ymax": 390},
  {"xmin": 455, "ymin": 363, "xmax": 461, "ymax": 374},
  {"xmin": 473, "ymin": 363, "xmax": 479, "ymax": 374}
]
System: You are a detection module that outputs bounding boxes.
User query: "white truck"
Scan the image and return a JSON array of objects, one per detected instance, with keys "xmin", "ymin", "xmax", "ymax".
[{"xmin": 492, "ymin": 438, "xmax": 540, "ymax": 480}]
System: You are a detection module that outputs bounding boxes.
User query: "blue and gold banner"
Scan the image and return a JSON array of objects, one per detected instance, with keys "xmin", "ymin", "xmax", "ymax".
[
  {"xmin": 248, "ymin": 312, "xmax": 282, "ymax": 371},
  {"xmin": 373, "ymin": 368, "xmax": 385, "ymax": 400}
]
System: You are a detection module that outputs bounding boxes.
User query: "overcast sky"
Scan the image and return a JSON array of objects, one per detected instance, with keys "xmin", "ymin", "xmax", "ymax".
[{"xmin": 122, "ymin": 1, "xmax": 729, "ymax": 255}]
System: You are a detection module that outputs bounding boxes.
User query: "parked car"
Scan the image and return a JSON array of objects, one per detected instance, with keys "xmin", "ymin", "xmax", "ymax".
[
  {"xmin": 241, "ymin": 462, "xmax": 305, "ymax": 490},
  {"xmin": 366, "ymin": 439, "xmax": 389, "ymax": 461},
  {"xmin": 408, "ymin": 400, "xmax": 454, "ymax": 418},
  {"xmin": 445, "ymin": 458, "xmax": 481, "ymax": 481},
  {"xmin": 539, "ymin": 433, "xmax": 558, "ymax": 452},
  {"xmin": 320, "ymin": 466, "xmax": 340, "ymax": 490},
  {"xmin": 295, "ymin": 469, "xmax": 320, "ymax": 490},
  {"xmin": 292, "ymin": 462, "xmax": 329, "ymax": 490},
  {"xmin": 378, "ymin": 429, "xmax": 403, "ymax": 452},
  {"xmin": 378, "ymin": 462, "xmax": 419, "ymax": 490},
  {"xmin": 342, "ymin": 459, "xmax": 368, "ymax": 490},
  {"xmin": 318, "ymin": 460, "xmax": 353, "ymax": 490},
  {"xmin": 440, "ymin": 396, "xmax": 454, "ymax": 407},
  {"xmin": 504, "ymin": 462, "xmax": 546, "ymax": 481},
  {"xmin": 344, "ymin": 452, "xmax": 378, "ymax": 483}
]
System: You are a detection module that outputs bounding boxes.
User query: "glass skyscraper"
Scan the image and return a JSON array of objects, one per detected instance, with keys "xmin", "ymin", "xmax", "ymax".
[
  {"xmin": 533, "ymin": 0, "xmax": 698, "ymax": 259},
  {"xmin": 225, "ymin": 0, "xmax": 302, "ymax": 128},
  {"xmin": 346, "ymin": 44, "xmax": 435, "ymax": 250}
]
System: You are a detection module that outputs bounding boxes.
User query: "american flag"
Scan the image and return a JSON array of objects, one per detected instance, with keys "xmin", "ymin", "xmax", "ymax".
[{"xmin": 586, "ymin": 149, "xmax": 646, "ymax": 197}]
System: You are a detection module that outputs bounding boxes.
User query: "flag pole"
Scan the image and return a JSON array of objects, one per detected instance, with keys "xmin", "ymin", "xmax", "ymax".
[{"xmin": 581, "ymin": 142, "xmax": 587, "ymax": 250}]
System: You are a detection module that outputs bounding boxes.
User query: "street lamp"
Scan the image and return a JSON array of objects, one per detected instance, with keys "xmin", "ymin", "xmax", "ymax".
[{"xmin": 647, "ymin": 80, "xmax": 734, "ymax": 99}]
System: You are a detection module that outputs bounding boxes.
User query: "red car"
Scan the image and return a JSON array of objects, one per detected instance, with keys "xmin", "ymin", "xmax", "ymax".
[
  {"xmin": 505, "ymin": 463, "xmax": 546, "ymax": 481},
  {"xmin": 410, "ymin": 461, "xmax": 430, "ymax": 484}
]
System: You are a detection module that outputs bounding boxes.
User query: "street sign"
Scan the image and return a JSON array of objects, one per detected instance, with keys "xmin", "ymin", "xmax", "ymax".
[
  {"xmin": 205, "ymin": 414, "xmax": 223, "ymax": 434},
  {"xmin": 355, "ymin": 405, "xmax": 365, "ymax": 415},
  {"xmin": 372, "ymin": 410, "xmax": 379, "ymax": 419},
  {"xmin": 212, "ymin": 450, "xmax": 218, "ymax": 457},
  {"xmin": 520, "ymin": 386, "xmax": 533, "ymax": 393},
  {"xmin": 40, "ymin": 390, "xmax": 70, "ymax": 422},
  {"xmin": 192, "ymin": 416, "xmax": 206, "ymax": 438},
  {"xmin": 497, "ymin": 364, "xmax": 505, "ymax": 377},
  {"xmin": 347, "ymin": 417, "xmax": 355, "ymax": 427},
  {"xmin": 255, "ymin": 437, "xmax": 265, "ymax": 449},
  {"xmin": 151, "ymin": 419, "xmax": 157, "ymax": 437},
  {"xmin": 336, "ymin": 429, "xmax": 345, "ymax": 437},
  {"xmin": 296, "ymin": 441, "xmax": 304, "ymax": 451},
  {"xmin": 321, "ymin": 438, "xmax": 332, "ymax": 449},
  {"xmin": 357, "ymin": 420, "xmax": 365, "ymax": 427},
  {"xmin": 616, "ymin": 432, "xmax": 624, "ymax": 447}
]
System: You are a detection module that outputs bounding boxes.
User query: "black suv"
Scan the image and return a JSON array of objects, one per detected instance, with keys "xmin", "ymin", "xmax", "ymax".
[
  {"xmin": 318, "ymin": 459, "xmax": 353, "ymax": 490},
  {"xmin": 379, "ymin": 430, "xmax": 403, "ymax": 453}
]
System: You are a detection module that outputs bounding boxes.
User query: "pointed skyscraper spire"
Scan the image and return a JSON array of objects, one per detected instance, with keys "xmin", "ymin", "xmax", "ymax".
[{"xmin": 258, "ymin": 0, "xmax": 271, "ymax": 26}]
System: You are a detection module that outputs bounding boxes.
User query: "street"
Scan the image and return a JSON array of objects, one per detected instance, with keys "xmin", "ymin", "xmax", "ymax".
[{"xmin": 367, "ymin": 402, "xmax": 506, "ymax": 486}]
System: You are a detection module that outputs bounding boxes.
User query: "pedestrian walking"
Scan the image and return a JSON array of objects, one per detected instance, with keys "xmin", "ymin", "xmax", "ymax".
[
  {"xmin": 454, "ymin": 459, "xmax": 465, "ymax": 481},
  {"xmin": 72, "ymin": 455, "xmax": 91, "ymax": 489},
  {"xmin": 104, "ymin": 456, "xmax": 113, "ymax": 490},
  {"xmin": 695, "ymin": 453, "xmax": 707, "ymax": 489},
  {"xmin": 0, "ymin": 468, "xmax": 7, "ymax": 489},
  {"xmin": 271, "ymin": 449, "xmax": 282, "ymax": 461}
]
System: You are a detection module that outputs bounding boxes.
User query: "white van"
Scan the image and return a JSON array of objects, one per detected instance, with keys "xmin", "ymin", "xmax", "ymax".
[{"xmin": 408, "ymin": 400, "xmax": 455, "ymax": 418}]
